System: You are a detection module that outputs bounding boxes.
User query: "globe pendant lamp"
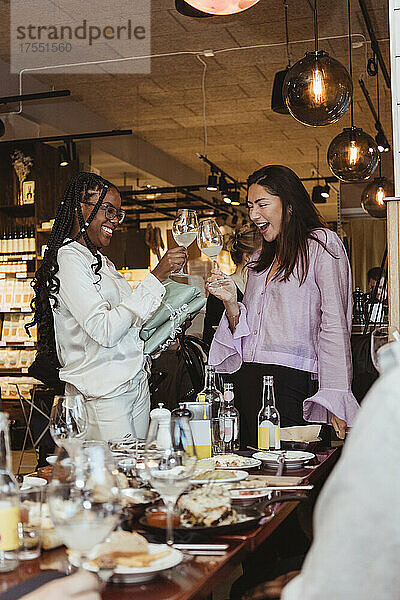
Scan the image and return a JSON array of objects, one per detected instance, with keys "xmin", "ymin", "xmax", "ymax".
[
  {"xmin": 282, "ymin": 0, "xmax": 352, "ymax": 126},
  {"xmin": 175, "ymin": 0, "xmax": 212, "ymax": 17},
  {"xmin": 328, "ymin": 127, "xmax": 379, "ymax": 182},
  {"xmin": 327, "ymin": 0, "xmax": 379, "ymax": 181},
  {"xmin": 183, "ymin": 0, "xmax": 261, "ymax": 15},
  {"xmin": 361, "ymin": 176, "xmax": 393, "ymax": 218}
]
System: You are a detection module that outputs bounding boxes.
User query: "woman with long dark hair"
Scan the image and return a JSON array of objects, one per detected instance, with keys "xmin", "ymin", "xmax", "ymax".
[
  {"xmin": 208, "ymin": 165, "xmax": 359, "ymax": 446},
  {"xmin": 27, "ymin": 172, "xmax": 186, "ymax": 441}
]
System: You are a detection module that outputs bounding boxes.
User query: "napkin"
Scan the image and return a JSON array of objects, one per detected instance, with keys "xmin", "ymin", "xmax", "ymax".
[{"xmin": 280, "ymin": 425, "xmax": 321, "ymax": 442}]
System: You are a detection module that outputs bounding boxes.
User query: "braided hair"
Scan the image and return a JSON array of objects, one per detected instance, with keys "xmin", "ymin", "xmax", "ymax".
[{"xmin": 26, "ymin": 172, "xmax": 117, "ymax": 370}]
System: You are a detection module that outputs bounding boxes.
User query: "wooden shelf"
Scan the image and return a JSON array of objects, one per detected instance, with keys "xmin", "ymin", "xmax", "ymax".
[
  {"xmin": 36, "ymin": 228, "xmax": 52, "ymax": 233},
  {"xmin": 0, "ymin": 205, "xmax": 35, "ymax": 218}
]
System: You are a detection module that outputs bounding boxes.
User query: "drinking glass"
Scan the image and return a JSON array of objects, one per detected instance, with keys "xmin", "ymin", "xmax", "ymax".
[
  {"xmin": 371, "ymin": 325, "xmax": 389, "ymax": 372},
  {"xmin": 49, "ymin": 395, "xmax": 87, "ymax": 455},
  {"xmin": 172, "ymin": 209, "xmax": 198, "ymax": 276},
  {"xmin": 47, "ymin": 443, "xmax": 120, "ymax": 572},
  {"xmin": 18, "ymin": 487, "xmax": 43, "ymax": 560},
  {"xmin": 144, "ymin": 415, "xmax": 197, "ymax": 546}
]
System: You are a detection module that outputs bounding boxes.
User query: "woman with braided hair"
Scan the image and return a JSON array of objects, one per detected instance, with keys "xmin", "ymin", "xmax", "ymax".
[{"xmin": 27, "ymin": 172, "xmax": 187, "ymax": 441}]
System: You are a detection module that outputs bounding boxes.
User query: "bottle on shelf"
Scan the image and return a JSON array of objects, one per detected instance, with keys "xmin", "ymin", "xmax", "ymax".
[
  {"xmin": 258, "ymin": 375, "xmax": 281, "ymax": 450},
  {"xmin": 17, "ymin": 228, "xmax": 24, "ymax": 254},
  {"xmin": 29, "ymin": 227, "xmax": 35, "ymax": 253},
  {"xmin": 219, "ymin": 383, "xmax": 240, "ymax": 452},
  {"xmin": 5, "ymin": 229, "xmax": 11, "ymax": 255},
  {"xmin": 197, "ymin": 364, "xmax": 223, "ymax": 455},
  {"xmin": 0, "ymin": 230, "xmax": 5, "ymax": 254},
  {"xmin": 0, "ymin": 413, "xmax": 20, "ymax": 572}
]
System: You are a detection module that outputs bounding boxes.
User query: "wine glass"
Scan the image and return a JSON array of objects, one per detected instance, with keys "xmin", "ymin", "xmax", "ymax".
[
  {"xmin": 47, "ymin": 443, "xmax": 120, "ymax": 573},
  {"xmin": 172, "ymin": 209, "xmax": 198, "ymax": 276},
  {"xmin": 144, "ymin": 414, "xmax": 197, "ymax": 546},
  {"xmin": 49, "ymin": 395, "xmax": 87, "ymax": 455},
  {"xmin": 371, "ymin": 325, "xmax": 389, "ymax": 372},
  {"xmin": 198, "ymin": 218, "xmax": 229, "ymax": 291}
]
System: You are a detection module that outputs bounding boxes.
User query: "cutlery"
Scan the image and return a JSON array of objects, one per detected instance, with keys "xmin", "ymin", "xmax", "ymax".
[
  {"xmin": 232, "ymin": 485, "xmax": 313, "ymax": 492},
  {"xmin": 173, "ymin": 544, "xmax": 229, "ymax": 550},
  {"xmin": 275, "ymin": 453, "xmax": 285, "ymax": 477}
]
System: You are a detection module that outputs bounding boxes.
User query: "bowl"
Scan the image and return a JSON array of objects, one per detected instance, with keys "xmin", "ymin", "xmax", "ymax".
[{"xmin": 120, "ymin": 488, "xmax": 160, "ymax": 521}]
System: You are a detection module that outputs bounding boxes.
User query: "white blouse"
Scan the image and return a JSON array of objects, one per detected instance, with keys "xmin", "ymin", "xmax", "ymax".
[{"xmin": 52, "ymin": 241, "xmax": 166, "ymax": 399}]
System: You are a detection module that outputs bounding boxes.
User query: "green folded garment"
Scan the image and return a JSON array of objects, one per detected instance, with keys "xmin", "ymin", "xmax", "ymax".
[{"xmin": 140, "ymin": 278, "xmax": 206, "ymax": 355}]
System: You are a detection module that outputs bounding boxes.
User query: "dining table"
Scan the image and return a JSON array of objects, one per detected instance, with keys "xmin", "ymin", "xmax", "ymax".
[{"xmin": 0, "ymin": 447, "xmax": 340, "ymax": 600}]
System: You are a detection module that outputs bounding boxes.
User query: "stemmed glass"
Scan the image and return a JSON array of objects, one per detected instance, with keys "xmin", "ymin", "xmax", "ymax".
[
  {"xmin": 371, "ymin": 325, "xmax": 389, "ymax": 372},
  {"xmin": 144, "ymin": 414, "xmax": 197, "ymax": 546},
  {"xmin": 197, "ymin": 218, "xmax": 229, "ymax": 290},
  {"xmin": 49, "ymin": 395, "xmax": 87, "ymax": 456},
  {"xmin": 47, "ymin": 443, "xmax": 120, "ymax": 574},
  {"xmin": 172, "ymin": 209, "xmax": 198, "ymax": 276}
]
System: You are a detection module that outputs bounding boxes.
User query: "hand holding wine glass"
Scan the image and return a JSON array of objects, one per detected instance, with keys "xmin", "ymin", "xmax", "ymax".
[{"xmin": 172, "ymin": 209, "xmax": 198, "ymax": 276}]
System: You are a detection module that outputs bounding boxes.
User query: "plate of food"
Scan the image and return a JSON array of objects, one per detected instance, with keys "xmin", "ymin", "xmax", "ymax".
[
  {"xmin": 69, "ymin": 531, "xmax": 183, "ymax": 584},
  {"xmin": 141, "ymin": 486, "xmax": 263, "ymax": 535},
  {"xmin": 252, "ymin": 451, "xmax": 315, "ymax": 469},
  {"xmin": 197, "ymin": 455, "xmax": 262, "ymax": 470},
  {"xmin": 190, "ymin": 469, "xmax": 248, "ymax": 485},
  {"xmin": 229, "ymin": 488, "xmax": 275, "ymax": 506}
]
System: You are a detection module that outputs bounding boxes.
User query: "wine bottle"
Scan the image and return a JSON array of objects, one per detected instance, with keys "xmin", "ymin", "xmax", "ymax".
[
  {"xmin": 197, "ymin": 365, "xmax": 223, "ymax": 454},
  {"xmin": 258, "ymin": 375, "xmax": 280, "ymax": 450}
]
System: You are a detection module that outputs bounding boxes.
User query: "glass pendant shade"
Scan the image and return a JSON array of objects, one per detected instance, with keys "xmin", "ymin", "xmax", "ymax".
[
  {"xmin": 183, "ymin": 0, "xmax": 260, "ymax": 15},
  {"xmin": 361, "ymin": 176, "xmax": 393, "ymax": 218},
  {"xmin": 175, "ymin": 0, "xmax": 212, "ymax": 16},
  {"xmin": 283, "ymin": 50, "xmax": 352, "ymax": 126},
  {"xmin": 327, "ymin": 127, "xmax": 379, "ymax": 182}
]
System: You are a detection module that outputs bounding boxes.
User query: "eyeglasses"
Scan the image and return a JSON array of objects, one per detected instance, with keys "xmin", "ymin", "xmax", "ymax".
[{"xmin": 81, "ymin": 201, "xmax": 125, "ymax": 224}]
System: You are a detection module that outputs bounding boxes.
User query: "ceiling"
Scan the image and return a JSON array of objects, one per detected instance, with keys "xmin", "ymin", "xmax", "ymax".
[{"xmin": 0, "ymin": 0, "xmax": 393, "ymax": 222}]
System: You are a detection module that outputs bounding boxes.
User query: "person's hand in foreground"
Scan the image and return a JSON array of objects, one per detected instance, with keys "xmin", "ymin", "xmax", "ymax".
[{"xmin": 21, "ymin": 571, "xmax": 101, "ymax": 600}]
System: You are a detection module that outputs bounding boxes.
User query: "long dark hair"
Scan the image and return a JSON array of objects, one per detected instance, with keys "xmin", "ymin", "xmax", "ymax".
[
  {"xmin": 26, "ymin": 172, "xmax": 117, "ymax": 369},
  {"xmin": 247, "ymin": 165, "xmax": 333, "ymax": 284}
]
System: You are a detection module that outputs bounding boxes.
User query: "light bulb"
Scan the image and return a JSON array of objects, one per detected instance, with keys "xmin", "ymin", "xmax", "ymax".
[
  {"xmin": 311, "ymin": 68, "xmax": 325, "ymax": 104},
  {"xmin": 376, "ymin": 186, "xmax": 385, "ymax": 206},
  {"xmin": 348, "ymin": 140, "xmax": 359, "ymax": 166}
]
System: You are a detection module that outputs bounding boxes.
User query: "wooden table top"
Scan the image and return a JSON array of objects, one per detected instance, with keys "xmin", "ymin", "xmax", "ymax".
[{"xmin": 0, "ymin": 448, "xmax": 340, "ymax": 600}]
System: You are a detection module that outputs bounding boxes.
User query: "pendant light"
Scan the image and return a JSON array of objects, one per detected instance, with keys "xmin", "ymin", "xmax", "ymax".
[
  {"xmin": 360, "ymin": 61, "xmax": 392, "ymax": 218},
  {"xmin": 282, "ymin": 0, "xmax": 352, "ymax": 126},
  {"xmin": 182, "ymin": 0, "xmax": 261, "ymax": 16},
  {"xmin": 175, "ymin": 0, "xmax": 212, "ymax": 17},
  {"xmin": 271, "ymin": 1, "xmax": 291, "ymax": 114},
  {"xmin": 327, "ymin": 0, "xmax": 379, "ymax": 181}
]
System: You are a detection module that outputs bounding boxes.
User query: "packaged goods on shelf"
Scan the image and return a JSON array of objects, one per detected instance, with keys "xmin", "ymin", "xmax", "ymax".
[
  {"xmin": 1, "ymin": 314, "xmax": 36, "ymax": 343},
  {"xmin": 0, "ymin": 377, "xmax": 36, "ymax": 400},
  {"xmin": 4, "ymin": 279, "xmax": 15, "ymax": 308}
]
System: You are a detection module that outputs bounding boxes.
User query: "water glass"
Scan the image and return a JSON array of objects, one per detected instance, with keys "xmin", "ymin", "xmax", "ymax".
[{"xmin": 18, "ymin": 487, "xmax": 42, "ymax": 560}]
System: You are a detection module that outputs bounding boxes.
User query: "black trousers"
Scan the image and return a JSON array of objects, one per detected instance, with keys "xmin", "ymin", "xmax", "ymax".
[{"xmin": 229, "ymin": 362, "xmax": 313, "ymax": 449}]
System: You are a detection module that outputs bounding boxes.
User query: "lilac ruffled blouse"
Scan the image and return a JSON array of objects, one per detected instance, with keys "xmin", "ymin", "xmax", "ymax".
[{"xmin": 209, "ymin": 228, "xmax": 360, "ymax": 426}]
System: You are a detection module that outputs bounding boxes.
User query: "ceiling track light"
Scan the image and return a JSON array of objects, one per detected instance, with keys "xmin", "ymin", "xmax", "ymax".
[
  {"xmin": 0, "ymin": 129, "xmax": 132, "ymax": 146},
  {"xmin": 207, "ymin": 169, "xmax": 218, "ymax": 191},
  {"xmin": 58, "ymin": 140, "xmax": 77, "ymax": 167},
  {"xmin": 358, "ymin": 76, "xmax": 391, "ymax": 154},
  {"xmin": 312, "ymin": 185, "xmax": 327, "ymax": 204},
  {"xmin": 321, "ymin": 182, "xmax": 330, "ymax": 198},
  {"xmin": 282, "ymin": 0, "xmax": 352, "ymax": 126},
  {"xmin": 327, "ymin": 0, "xmax": 378, "ymax": 181}
]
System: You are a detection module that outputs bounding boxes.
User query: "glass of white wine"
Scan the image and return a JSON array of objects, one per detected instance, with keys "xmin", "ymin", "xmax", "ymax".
[
  {"xmin": 172, "ymin": 209, "xmax": 198, "ymax": 276},
  {"xmin": 197, "ymin": 218, "xmax": 223, "ymax": 268}
]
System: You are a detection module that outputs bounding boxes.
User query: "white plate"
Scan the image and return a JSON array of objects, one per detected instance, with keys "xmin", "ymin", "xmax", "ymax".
[
  {"xmin": 21, "ymin": 476, "xmax": 47, "ymax": 490},
  {"xmin": 230, "ymin": 488, "xmax": 274, "ymax": 506},
  {"xmin": 70, "ymin": 543, "xmax": 183, "ymax": 584},
  {"xmin": 252, "ymin": 451, "xmax": 315, "ymax": 469},
  {"xmin": 191, "ymin": 470, "xmax": 249, "ymax": 485},
  {"xmin": 197, "ymin": 456, "xmax": 262, "ymax": 470},
  {"xmin": 46, "ymin": 455, "xmax": 58, "ymax": 465}
]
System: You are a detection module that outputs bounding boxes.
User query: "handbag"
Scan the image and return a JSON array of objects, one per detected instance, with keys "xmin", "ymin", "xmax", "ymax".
[{"xmin": 140, "ymin": 279, "xmax": 206, "ymax": 356}]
